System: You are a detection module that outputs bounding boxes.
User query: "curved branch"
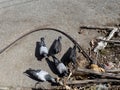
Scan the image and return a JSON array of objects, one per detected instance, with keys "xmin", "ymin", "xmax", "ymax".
[{"xmin": 0, "ymin": 28, "xmax": 93, "ymax": 63}]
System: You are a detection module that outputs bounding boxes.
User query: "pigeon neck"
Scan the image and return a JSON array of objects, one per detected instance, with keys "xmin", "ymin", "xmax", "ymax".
[
  {"xmin": 54, "ymin": 58, "xmax": 60, "ymax": 65},
  {"xmin": 41, "ymin": 40, "xmax": 46, "ymax": 46}
]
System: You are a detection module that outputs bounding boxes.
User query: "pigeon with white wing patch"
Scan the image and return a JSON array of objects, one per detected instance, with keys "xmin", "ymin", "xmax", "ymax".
[
  {"xmin": 69, "ymin": 45, "xmax": 77, "ymax": 64},
  {"xmin": 39, "ymin": 37, "xmax": 48, "ymax": 58},
  {"xmin": 52, "ymin": 55, "xmax": 68, "ymax": 77},
  {"xmin": 24, "ymin": 68, "xmax": 56, "ymax": 84},
  {"xmin": 53, "ymin": 36, "xmax": 62, "ymax": 54}
]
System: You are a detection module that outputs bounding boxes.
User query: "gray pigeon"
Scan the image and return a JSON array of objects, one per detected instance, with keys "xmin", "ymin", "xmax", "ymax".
[
  {"xmin": 53, "ymin": 36, "xmax": 62, "ymax": 54},
  {"xmin": 24, "ymin": 68, "xmax": 56, "ymax": 84},
  {"xmin": 52, "ymin": 55, "xmax": 68, "ymax": 76},
  {"xmin": 39, "ymin": 37, "xmax": 48, "ymax": 58},
  {"xmin": 69, "ymin": 45, "xmax": 77, "ymax": 64}
]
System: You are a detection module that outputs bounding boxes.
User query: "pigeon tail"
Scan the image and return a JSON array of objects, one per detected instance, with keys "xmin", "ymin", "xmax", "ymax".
[
  {"xmin": 51, "ymin": 78, "xmax": 56, "ymax": 84},
  {"xmin": 43, "ymin": 53, "xmax": 48, "ymax": 58},
  {"xmin": 45, "ymin": 74, "xmax": 56, "ymax": 84}
]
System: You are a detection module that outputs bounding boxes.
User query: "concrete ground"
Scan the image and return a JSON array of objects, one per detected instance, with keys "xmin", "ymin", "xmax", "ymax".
[{"xmin": 0, "ymin": 0, "xmax": 119, "ymax": 89}]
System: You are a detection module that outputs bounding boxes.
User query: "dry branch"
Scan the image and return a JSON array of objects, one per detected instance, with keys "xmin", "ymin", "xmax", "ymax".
[
  {"xmin": 80, "ymin": 26, "xmax": 113, "ymax": 31},
  {"xmin": 98, "ymin": 39, "xmax": 120, "ymax": 44},
  {"xmin": 74, "ymin": 68, "xmax": 120, "ymax": 79},
  {"xmin": 106, "ymin": 69, "xmax": 120, "ymax": 73},
  {"xmin": 66, "ymin": 79, "xmax": 120, "ymax": 85}
]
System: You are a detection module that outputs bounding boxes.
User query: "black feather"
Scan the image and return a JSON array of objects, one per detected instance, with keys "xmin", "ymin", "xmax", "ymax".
[
  {"xmin": 24, "ymin": 68, "xmax": 42, "ymax": 81},
  {"xmin": 24, "ymin": 69, "xmax": 56, "ymax": 83},
  {"xmin": 53, "ymin": 36, "xmax": 62, "ymax": 54},
  {"xmin": 52, "ymin": 55, "xmax": 68, "ymax": 77},
  {"xmin": 52, "ymin": 55, "xmax": 61, "ymax": 66},
  {"xmin": 69, "ymin": 45, "xmax": 77, "ymax": 64}
]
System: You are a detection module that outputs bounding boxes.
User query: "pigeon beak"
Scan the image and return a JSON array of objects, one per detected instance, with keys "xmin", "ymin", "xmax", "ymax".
[
  {"xmin": 23, "ymin": 71, "xmax": 26, "ymax": 74},
  {"xmin": 23, "ymin": 71, "xmax": 27, "ymax": 75},
  {"xmin": 23, "ymin": 71, "xmax": 30, "ymax": 77},
  {"xmin": 23, "ymin": 70, "xmax": 29, "ymax": 75}
]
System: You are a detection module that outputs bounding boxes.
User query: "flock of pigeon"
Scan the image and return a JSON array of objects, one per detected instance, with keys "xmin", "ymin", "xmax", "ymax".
[{"xmin": 24, "ymin": 36, "xmax": 77, "ymax": 85}]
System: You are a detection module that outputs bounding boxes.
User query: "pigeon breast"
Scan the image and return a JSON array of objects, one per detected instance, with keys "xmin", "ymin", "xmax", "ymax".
[{"xmin": 39, "ymin": 46, "xmax": 48, "ymax": 55}]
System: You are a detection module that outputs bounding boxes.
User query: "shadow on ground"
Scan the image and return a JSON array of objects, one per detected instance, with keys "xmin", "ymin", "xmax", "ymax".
[
  {"xmin": 45, "ymin": 58, "xmax": 58, "ymax": 75},
  {"xmin": 48, "ymin": 39, "xmax": 57, "ymax": 56},
  {"xmin": 35, "ymin": 42, "xmax": 44, "ymax": 61},
  {"xmin": 61, "ymin": 47, "xmax": 72, "ymax": 66}
]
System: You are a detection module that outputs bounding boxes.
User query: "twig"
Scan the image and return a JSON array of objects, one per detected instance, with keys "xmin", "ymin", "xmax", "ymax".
[
  {"xmin": 67, "ymin": 72, "xmax": 72, "ymax": 81},
  {"xmin": 80, "ymin": 26, "xmax": 113, "ymax": 31},
  {"xmin": 66, "ymin": 79, "xmax": 120, "ymax": 85},
  {"xmin": 74, "ymin": 68, "xmax": 120, "ymax": 79},
  {"xmin": 64, "ymin": 72, "xmax": 72, "ymax": 86},
  {"xmin": 106, "ymin": 69, "xmax": 120, "ymax": 73},
  {"xmin": 98, "ymin": 39, "xmax": 120, "ymax": 44},
  {"xmin": 113, "ymin": 44, "xmax": 120, "ymax": 47},
  {"xmin": 77, "ymin": 46, "xmax": 94, "ymax": 63}
]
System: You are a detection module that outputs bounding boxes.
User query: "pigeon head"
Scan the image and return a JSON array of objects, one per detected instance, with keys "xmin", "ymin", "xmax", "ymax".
[
  {"xmin": 23, "ymin": 68, "xmax": 39, "ymax": 77},
  {"xmin": 41, "ymin": 37, "xmax": 45, "ymax": 41},
  {"xmin": 58, "ymin": 36, "xmax": 62, "ymax": 40},
  {"xmin": 52, "ymin": 55, "xmax": 60, "ymax": 66},
  {"xmin": 24, "ymin": 68, "xmax": 33, "ymax": 74},
  {"xmin": 23, "ymin": 68, "xmax": 33, "ymax": 76}
]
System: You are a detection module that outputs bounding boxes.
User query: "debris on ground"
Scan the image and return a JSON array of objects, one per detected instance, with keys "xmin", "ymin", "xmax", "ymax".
[
  {"xmin": 29, "ymin": 26, "xmax": 120, "ymax": 90},
  {"xmin": 28, "ymin": 25, "xmax": 120, "ymax": 90},
  {"xmin": 2, "ymin": 26, "xmax": 119, "ymax": 89},
  {"xmin": 94, "ymin": 27, "xmax": 119, "ymax": 53}
]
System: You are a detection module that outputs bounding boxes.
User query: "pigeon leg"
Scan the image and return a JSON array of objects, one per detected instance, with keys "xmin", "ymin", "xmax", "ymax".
[{"xmin": 35, "ymin": 81, "xmax": 40, "ymax": 88}]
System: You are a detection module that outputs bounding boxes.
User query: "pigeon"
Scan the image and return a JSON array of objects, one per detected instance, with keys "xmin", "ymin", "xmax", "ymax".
[
  {"xmin": 53, "ymin": 36, "xmax": 62, "ymax": 54},
  {"xmin": 52, "ymin": 55, "xmax": 68, "ymax": 77},
  {"xmin": 39, "ymin": 37, "xmax": 48, "ymax": 58},
  {"xmin": 69, "ymin": 45, "xmax": 77, "ymax": 64},
  {"xmin": 24, "ymin": 68, "xmax": 56, "ymax": 84}
]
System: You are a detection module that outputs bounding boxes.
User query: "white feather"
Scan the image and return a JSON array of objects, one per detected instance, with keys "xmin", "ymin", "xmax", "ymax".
[
  {"xmin": 57, "ymin": 63, "xmax": 67, "ymax": 74},
  {"xmin": 36, "ymin": 70, "xmax": 49, "ymax": 81},
  {"xmin": 39, "ymin": 46, "xmax": 48, "ymax": 55}
]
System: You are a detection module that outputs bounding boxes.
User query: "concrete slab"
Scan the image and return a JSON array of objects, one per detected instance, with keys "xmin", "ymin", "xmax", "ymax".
[{"xmin": 0, "ymin": 0, "xmax": 119, "ymax": 89}]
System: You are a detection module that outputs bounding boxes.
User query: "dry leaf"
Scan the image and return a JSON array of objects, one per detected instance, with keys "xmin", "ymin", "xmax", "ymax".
[{"xmin": 90, "ymin": 64, "xmax": 105, "ymax": 72}]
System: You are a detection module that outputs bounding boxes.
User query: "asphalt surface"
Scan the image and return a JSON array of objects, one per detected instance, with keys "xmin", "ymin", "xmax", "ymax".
[{"xmin": 0, "ymin": 0, "xmax": 119, "ymax": 89}]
